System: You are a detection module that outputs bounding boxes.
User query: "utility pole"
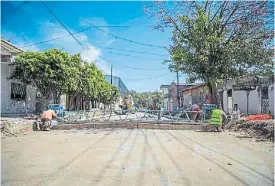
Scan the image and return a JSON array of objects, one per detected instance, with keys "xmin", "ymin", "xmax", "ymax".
[
  {"xmin": 111, "ymin": 64, "xmax": 113, "ymax": 85},
  {"xmin": 110, "ymin": 64, "xmax": 113, "ymax": 111},
  {"xmin": 176, "ymin": 71, "xmax": 180, "ymax": 110}
]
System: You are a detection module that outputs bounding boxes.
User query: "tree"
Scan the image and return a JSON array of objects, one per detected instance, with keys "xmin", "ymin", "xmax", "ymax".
[
  {"xmin": 130, "ymin": 90, "xmax": 163, "ymax": 109},
  {"xmin": 9, "ymin": 49, "xmax": 72, "ymax": 103},
  {"xmin": 9, "ymin": 48, "xmax": 119, "ymax": 109},
  {"xmin": 111, "ymin": 85, "xmax": 120, "ymax": 103},
  {"xmin": 144, "ymin": 1, "xmax": 274, "ymax": 103}
]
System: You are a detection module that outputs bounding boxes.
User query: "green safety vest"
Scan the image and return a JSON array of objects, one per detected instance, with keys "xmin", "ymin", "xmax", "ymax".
[{"xmin": 210, "ymin": 109, "xmax": 223, "ymax": 126}]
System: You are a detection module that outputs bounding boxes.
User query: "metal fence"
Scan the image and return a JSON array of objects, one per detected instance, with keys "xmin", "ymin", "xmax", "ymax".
[{"xmin": 59, "ymin": 109, "xmax": 212, "ymax": 125}]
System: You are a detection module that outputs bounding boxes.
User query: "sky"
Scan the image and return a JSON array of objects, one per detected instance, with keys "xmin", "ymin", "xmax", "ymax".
[{"xmin": 1, "ymin": 1, "xmax": 187, "ymax": 92}]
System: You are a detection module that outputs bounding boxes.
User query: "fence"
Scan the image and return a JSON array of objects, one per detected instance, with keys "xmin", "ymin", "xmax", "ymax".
[{"xmin": 59, "ymin": 109, "xmax": 213, "ymax": 125}]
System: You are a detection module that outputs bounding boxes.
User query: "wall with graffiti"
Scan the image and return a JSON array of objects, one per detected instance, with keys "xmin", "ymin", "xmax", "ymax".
[{"xmin": 1, "ymin": 64, "xmax": 37, "ymax": 114}]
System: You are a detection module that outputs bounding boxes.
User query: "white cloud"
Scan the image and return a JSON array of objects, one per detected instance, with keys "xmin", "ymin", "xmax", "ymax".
[
  {"xmin": 80, "ymin": 45, "xmax": 114, "ymax": 75},
  {"xmin": 1, "ymin": 30, "xmax": 40, "ymax": 52},
  {"xmin": 79, "ymin": 17, "xmax": 116, "ymax": 46},
  {"xmin": 2, "ymin": 19, "xmax": 115, "ymax": 75},
  {"xmin": 81, "ymin": 45, "xmax": 101, "ymax": 62},
  {"xmin": 39, "ymin": 21, "xmax": 112, "ymax": 74},
  {"xmin": 105, "ymin": 38, "xmax": 117, "ymax": 46}
]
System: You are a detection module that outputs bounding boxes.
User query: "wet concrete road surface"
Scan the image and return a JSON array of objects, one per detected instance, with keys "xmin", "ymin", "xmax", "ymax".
[{"xmin": 1, "ymin": 129, "xmax": 274, "ymax": 186}]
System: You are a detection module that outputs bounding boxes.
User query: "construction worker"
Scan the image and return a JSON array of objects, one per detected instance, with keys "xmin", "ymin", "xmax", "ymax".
[
  {"xmin": 209, "ymin": 105, "xmax": 227, "ymax": 132},
  {"xmin": 41, "ymin": 108, "xmax": 57, "ymax": 130}
]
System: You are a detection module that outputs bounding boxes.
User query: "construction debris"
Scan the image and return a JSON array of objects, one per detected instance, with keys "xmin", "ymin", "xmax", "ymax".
[
  {"xmin": 1, "ymin": 120, "xmax": 34, "ymax": 137},
  {"xmin": 228, "ymin": 118, "xmax": 274, "ymax": 141}
]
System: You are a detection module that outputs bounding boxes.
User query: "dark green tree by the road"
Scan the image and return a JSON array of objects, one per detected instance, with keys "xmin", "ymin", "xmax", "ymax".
[
  {"xmin": 9, "ymin": 49, "xmax": 120, "ymax": 106},
  {"xmin": 130, "ymin": 90, "xmax": 163, "ymax": 109},
  {"xmin": 145, "ymin": 1, "xmax": 274, "ymax": 103}
]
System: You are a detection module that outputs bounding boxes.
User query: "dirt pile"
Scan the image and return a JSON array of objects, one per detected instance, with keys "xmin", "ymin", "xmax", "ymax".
[
  {"xmin": 1, "ymin": 120, "xmax": 34, "ymax": 137},
  {"xmin": 228, "ymin": 119, "xmax": 274, "ymax": 141}
]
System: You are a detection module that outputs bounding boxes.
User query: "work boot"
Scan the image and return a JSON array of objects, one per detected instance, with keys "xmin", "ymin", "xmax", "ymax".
[
  {"xmin": 217, "ymin": 126, "xmax": 223, "ymax": 132},
  {"xmin": 45, "ymin": 127, "xmax": 51, "ymax": 131}
]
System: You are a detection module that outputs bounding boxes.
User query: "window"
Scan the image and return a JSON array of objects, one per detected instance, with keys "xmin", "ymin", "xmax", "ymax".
[
  {"xmin": 227, "ymin": 89, "xmax": 232, "ymax": 97},
  {"xmin": 11, "ymin": 82, "xmax": 26, "ymax": 100},
  {"xmin": 261, "ymin": 87, "xmax": 268, "ymax": 99},
  {"xmin": 1, "ymin": 55, "xmax": 12, "ymax": 62}
]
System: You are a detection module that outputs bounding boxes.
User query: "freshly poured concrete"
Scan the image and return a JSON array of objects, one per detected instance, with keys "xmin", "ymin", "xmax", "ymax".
[{"xmin": 1, "ymin": 129, "xmax": 274, "ymax": 186}]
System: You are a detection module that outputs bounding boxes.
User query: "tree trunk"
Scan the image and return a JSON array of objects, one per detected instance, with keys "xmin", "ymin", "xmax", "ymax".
[
  {"xmin": 69, "ymin": 94, "xmax": 77, "ymax": 110},
  {"xmin": 206, "ymin": 80, "xmax": 218, "ymax": 104}
]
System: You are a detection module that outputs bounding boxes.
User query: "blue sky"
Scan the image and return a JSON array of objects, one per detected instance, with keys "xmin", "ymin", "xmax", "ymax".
[{"xmin": 1, "ymin": 1, "xmax": 187, "ymax": 92}]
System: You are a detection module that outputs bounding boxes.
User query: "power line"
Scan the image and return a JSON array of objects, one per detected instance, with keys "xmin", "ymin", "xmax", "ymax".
[
  {"xmin": 97, "ymin": 55, "xmax": 167, "ymax": 71},
  {"xmin": 31, "ymin": 2, "xmax": 168, "ymax": 72},
  {"xmin": 41, "ymin": 1, "xmax": 94, "ymax": 61},
  {"xmin": 19, "ymin": 27, "xmax": 167, "ymax": 57},
  {"xmin": 100, "ymin": 46, "xmax": 168, "ymax": 57},
  {"xmin": 91, "ymin": 25, "xmax": 166, "ymax": 49},
  {"xmin": 20, "ymin": 26, "xmax": 95, "ymax": 48},
  {"xmin": 123, "ymin": 65, "xmax": 166, "ymax": 71},
  {"xmin": 102, "ymin": 50, "xmax": 164, "ymax": 61},
  {"xmin": 81, "ymin": 25, "xmax": 173, "ymax": 28},
  {"xmin": 121, "ymin": 73, "xmax": 171, "ymax": 81}
]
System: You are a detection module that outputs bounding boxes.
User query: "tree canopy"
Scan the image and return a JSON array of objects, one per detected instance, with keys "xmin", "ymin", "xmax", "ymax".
[
  {"xmin": 9, "ymin": 48, "xmax": 120, "ymax": 105},
  {"xmin": 144, "ymin": 1, "xmax": 274, "ymax": 103},
  {"xmin": 130, "ymin": 90, "xmax": 163, "ymax": 109}
]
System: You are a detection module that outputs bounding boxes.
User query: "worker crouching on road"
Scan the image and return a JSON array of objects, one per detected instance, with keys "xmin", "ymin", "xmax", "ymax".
[
  {"xmin": 209, "ymin": 105, "xmax": 227, "ymax": 132},
  {"xmin": 41, "ymin": 109, "xmax": 57, "ymax": 131}
]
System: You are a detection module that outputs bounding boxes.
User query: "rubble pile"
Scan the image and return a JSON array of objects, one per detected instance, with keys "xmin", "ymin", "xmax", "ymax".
[
  {"xmin": 228, "ymin": 119, "xmax": 274, "ymax": 141},
  {"xmin": 1, "ymin": 120, "xmax": 34, "ymax": 137}
]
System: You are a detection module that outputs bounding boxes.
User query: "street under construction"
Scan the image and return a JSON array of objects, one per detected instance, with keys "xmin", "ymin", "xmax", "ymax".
[{"xmin": 1, "ymin": 128, "xmax": 274, "ymax": 186}]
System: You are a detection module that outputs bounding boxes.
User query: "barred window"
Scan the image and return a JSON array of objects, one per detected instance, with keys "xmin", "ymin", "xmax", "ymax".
[
  {"xmin": 11, "ymin": 82, "xmax": 26, "ymax": 100},
  {"xmin": 261, "ymin": 87, "xmax": 268, "ymax": 99}
]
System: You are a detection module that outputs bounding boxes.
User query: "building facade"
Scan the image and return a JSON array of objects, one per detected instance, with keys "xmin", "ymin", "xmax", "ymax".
[
  {"xmin": 160, "ymin": 82, "xmax": 197, "ymax": 111},
  {"xmin": 65, "ymin": 75, "xmax": 130, "ymax": 111},
  {"xmin": 219, "ymin": 76, "xmax": 274, "ymax": 115},
  {"xmin": 181, "ymin": 83, "xmax": 211, "ymax": 107},
  {"xmin": 105, "ymin": 75, "xmax": 129, "ymax": 95},
  {"xmin": 160, "ymin": 85, "xmax": 170, "ymax": 110},
  {"xmin": 1, "ymin": 38, "xmax": 37, "ymax": 115}
]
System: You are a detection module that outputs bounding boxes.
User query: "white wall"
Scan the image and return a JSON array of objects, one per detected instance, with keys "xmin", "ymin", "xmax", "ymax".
[
  {"xmin": 183, "ymin": 94, "xmax": 192, "ymax": 107},
  {"xmin": 160, "ymin": 87, "xmax": 169, "ymax": 110},
  {"xmin": 222, "ymin": 91, "xmax": 233, "ymax": 114},
  {"xmin": 1, "ymin": 64, "xmax": 37, "ymax": 114},
  {"xmin": 233, "ymin": 88, "xmax": 261, "ymax": 114},
  {"xmin": 222, "ymin": 91, "xmax": 228, "ymax": 113},
  {"xmin": 163, "ymin": 98, "xmax": 169, "ymax": 110}
]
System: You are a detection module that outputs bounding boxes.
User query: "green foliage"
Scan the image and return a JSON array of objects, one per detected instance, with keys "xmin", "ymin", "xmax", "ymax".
[
  {"xmin": 9, "ymin": 49, "xmax": 120, "ymax": 104},
  {"xmin": 130, "ymin": 90, "xmax": 163, "ymax": 109},
  {"xmin": 145, "ymin": 1, "xmax": 274, "ymax": 103}
]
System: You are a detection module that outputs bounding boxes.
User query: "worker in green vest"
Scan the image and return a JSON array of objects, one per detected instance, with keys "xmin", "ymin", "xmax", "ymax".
[{"xmin": 209, "ymin": 105, "xmax": 227, "ymax": 132}]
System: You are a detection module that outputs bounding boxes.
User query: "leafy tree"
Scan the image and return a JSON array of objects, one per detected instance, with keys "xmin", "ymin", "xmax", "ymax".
[
  {"xmin": 130, "ymin": 90, "xmax": 163, "ymax": 109},
  {"xmin": 9, "ymin": 49, "xmax": 72, "ymax": 103},
  {"xmin": 9, "ymin": 48, "xmax": 120, "ymax": 109},
  {"xmin": 144, "ymin": 1, "xmax": 274, "ymax": 103},
  {"xmin": 111, "ymin": 85, "xmax": 120, "ymax": 103}
]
